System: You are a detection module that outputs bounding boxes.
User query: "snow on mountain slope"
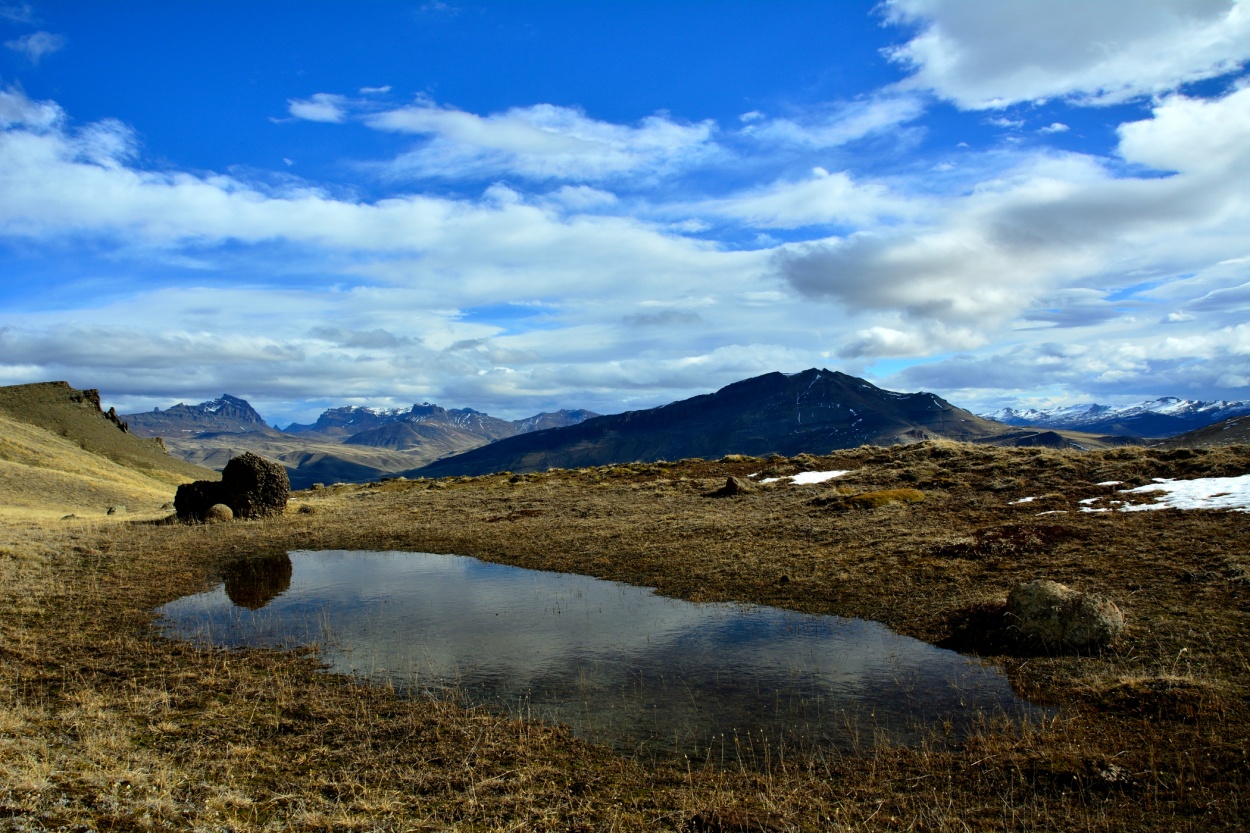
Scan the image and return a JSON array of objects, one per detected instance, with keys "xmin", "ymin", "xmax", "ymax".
[{"xmin": 981, "ymin": 398, "xmax": 1250, "ymax": 438}]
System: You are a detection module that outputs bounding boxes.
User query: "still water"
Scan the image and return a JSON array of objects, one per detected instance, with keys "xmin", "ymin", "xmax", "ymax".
[{"xmin": 156, "ymin": 550, "xmax": 1041, "ymax": 761}]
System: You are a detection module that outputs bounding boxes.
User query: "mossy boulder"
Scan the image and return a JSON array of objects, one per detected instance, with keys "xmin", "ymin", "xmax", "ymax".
[{"xmin": 1005, "ymin": 579, "xmax": 1124, "ymax": 650}]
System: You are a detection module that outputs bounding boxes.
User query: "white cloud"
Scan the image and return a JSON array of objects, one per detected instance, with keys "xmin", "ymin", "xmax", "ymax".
[
  {"xmin": 894, "ymin": 319, "xmax": 1250, "ymax": 403},
  {"xmin": 359, "ymin": 85, "xmax": 392, "ymax": 95},
  {"xmin": 4, "ymin": 30, "xmax": 65, "ymax": 64},
  {"xmin": 544, "ymin": 185, "xmax": 619, "ymax": 210},
  {"xmin": 1117, "ymin": 83, "xmax": 1250, "ymax": 173},
  {"xmin": 0, "ymin": 85, "xmax": 62, "ymax": 129},
  {"xmin": 692, "ymin": 168, "xmax": 913, "ymax": 229},
  {"xmin": 882, "ymin": 0, "xmax": 1250, "ymax": 108},
  {"xmin": 1039, "ymin": 122, "xmax": 1070, "ymax": 134},
  {"xmin": 288, "ymin": 93, "xmax": 349, "ymax": 123},
  {"xmin": 365, "ymin": 99, "xmax": 719, "ymax": 182},
  {"xmin": 773, "ymin": 83, "xmax": 1250, "ymax": 351}
]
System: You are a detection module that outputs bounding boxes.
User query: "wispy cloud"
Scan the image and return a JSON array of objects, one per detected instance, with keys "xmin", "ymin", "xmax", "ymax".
[
  {"xmin": 363, "ymin": 99, "xmax": 720, "ymax": 182},
  {"xmin": 5, "ymin": 30, "xmax": 65, "ymax": 64},
  {"xmin": 742, "ymin": 94, "xmax": 926, "ymax": 147},
  {"xmin": 0, "ymin": 3, "xmax": 35, "ymax": 24}
]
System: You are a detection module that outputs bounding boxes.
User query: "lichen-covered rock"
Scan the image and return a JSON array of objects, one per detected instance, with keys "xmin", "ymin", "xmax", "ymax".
[
  {"xmin": 175, "ymin": 452, "xmax": 289, "ymax": 521},
  {"xmin": 1005, "ymin": 579, "xmax": 1124, "ymax": 650}
]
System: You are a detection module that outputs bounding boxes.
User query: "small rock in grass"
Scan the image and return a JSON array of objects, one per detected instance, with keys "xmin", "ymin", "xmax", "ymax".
[
  {"xmin": 707, "ymin": 476, "xmax": 754, "ymax": 497},
  {"xmin": 1005, "ymin": 579, "xmax": 1124, "ymax": 650},
  {"xmin": 106, "ymin": 505, "xmax": 126, "ymax": 515},
  {"xmin": 205, "ymin": 503, "xmax": 234, "ymax": 523}
]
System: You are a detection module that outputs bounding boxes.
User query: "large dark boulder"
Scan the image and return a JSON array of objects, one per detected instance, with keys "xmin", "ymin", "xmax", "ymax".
[{"xmin": 175, "ymin": 452, "xmax": 290, "ymax": 521}]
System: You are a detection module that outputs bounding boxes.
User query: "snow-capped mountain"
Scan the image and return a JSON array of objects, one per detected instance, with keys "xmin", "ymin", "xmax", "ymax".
[{"xmin": 981, "ymin": 398, "xmax": 1250, "ymax": 438}]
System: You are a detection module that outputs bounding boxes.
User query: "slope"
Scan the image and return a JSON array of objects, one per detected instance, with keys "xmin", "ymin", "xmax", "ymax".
[
  {"xmin": 0, "ymin": 382, "xmax": 210, "ymax": 486},
  {"xmin": 0, "ymin": 382, "xmax": 216, "ymax": 520},
  {"xmin": 1157, "ymin": 415, "xmax": 1250, "ymax": 448}
]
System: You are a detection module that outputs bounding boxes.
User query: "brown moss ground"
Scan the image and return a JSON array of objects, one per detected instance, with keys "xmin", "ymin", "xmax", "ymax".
[{"xmin": 2, "ymin": 441, "xmax": 1249, "ymax": 830}]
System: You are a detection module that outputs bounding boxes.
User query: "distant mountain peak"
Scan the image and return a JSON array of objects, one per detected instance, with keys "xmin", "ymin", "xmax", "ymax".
[
  {"xmin": 981, "ymin": 397, "xmax": 1250, "ymax": 438},
  {"xmin": 122, "ymin": 393, "xmax": 270, "ymax": 438}
]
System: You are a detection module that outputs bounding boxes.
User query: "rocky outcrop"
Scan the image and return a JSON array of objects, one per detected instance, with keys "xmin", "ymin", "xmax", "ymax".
[
  {"xmin": 1005, "ymin": 580, "xmax": 1124, "ymax": 650},
  {"xmin": 175, "ymin": 452, "xmax": 289, "ymax": 521}
]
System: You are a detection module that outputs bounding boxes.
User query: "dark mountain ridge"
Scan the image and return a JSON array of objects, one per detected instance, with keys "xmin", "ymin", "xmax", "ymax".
[
  {"xmin": 125, "ymin": 394, "xmax": 274, "ymax": 438},
  {"xmin": 408, "ymin": 368, "xmax": 1008, "ymax": 478}
]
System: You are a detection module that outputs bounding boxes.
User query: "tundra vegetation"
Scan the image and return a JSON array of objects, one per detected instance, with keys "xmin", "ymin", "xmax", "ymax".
[{"xmin": 1, "ymin": 441, "xmax": 1248, "ymax": 831}]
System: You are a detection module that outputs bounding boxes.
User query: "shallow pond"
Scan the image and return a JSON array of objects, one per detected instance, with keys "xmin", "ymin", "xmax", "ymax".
[{"xmin": 156, "ymin": 550, "xmax": 1042, "ymax": 762}]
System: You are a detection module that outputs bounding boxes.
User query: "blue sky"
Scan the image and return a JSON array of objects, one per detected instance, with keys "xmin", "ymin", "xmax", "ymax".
[{"xmin": 2, "ymin": 0, "xmax": 1249, "ymax": 425}]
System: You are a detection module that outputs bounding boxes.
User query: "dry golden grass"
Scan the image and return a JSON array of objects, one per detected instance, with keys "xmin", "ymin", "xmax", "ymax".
[
  {"xmin": 1, "ymin": 441, "xmax": 1248, "ymax": 830},
  {"xmin": 0, "ymin": 413, "xmax": 186, "ymax": 521}
]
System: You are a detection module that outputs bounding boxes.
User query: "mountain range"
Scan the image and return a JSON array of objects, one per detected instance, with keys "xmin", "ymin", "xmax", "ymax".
[
  {"xmin": 980, "ymin": 398, "xmax": 1250, "ymax": 438},
  {"xmin": 124, "ymin": 396, "xmax": 598, "ymax": 488},
  {"xmin": 111, "ymin": 371, "xmax": 1250, "ymax": 486}
]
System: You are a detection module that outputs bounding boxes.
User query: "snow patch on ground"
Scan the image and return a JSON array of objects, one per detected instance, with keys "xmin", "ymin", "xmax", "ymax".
[
  {"xmin": 1081, "ymin": 474, "xmax": 1250, "ymax": 513},
  {"xmin": 758, "ymin": 470, "xmax": 852, "ymax": 485}
]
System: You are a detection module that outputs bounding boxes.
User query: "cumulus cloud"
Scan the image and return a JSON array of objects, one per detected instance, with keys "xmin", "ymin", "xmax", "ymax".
[
  {"xmin": 773, "ymin": 84, "xmax": 1250, "ymax": 351},
  {"xmin": 882, "ymin": 0, "xmax": 1250, "ymax": 108},
  {"xmin": 4, "ymin": 30, "xmax": 65, "ymax": 64},
  {"xmin": 364, "ymin": 99, "xmax": 719, "ymax": 182}
]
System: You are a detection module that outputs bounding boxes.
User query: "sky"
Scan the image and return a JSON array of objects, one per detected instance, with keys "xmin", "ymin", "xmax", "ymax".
[{"xmin": 2, "ymin": 0, "xmax": 1249, "ymax": 426}]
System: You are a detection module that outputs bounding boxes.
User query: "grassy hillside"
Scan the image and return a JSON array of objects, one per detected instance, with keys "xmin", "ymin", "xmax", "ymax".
[
  {"xmin": 0, "ymin": 382, "xmax": 215, "ymax": 520},
  {"xmin": 1159, "ymin": 414, "xmax": 1250, "ymax": 448}
]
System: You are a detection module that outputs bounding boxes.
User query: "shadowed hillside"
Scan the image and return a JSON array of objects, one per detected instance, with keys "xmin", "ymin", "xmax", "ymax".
[{"xmin": 409, "ymin": 368, "xmax": 1013, "ymax": 477}]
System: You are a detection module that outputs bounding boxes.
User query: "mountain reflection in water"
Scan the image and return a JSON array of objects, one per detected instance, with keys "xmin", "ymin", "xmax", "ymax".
[{"xmin": 157, "ymin": 550, "xmax": 1045, "ymax": 762}]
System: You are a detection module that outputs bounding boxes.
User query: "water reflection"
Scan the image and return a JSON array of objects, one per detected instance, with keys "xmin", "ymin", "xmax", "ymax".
[
  {"xmin": 222, "ymin": 553, "xmax": 293, "ymax": 610},
  {"xmin": 157, "ymin": 550, "xmax": 1043, "ymax": 761}
]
